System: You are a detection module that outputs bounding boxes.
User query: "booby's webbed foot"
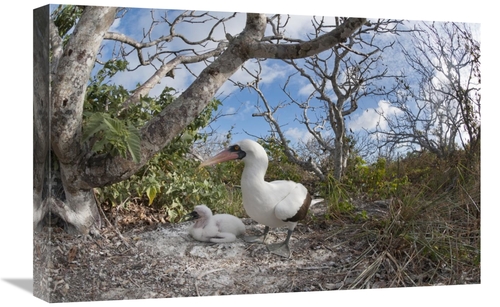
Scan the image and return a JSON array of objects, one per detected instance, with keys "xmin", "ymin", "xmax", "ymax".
[
  {"xmin": 267, "ymin": 229, "xmax": 293, "ymax": 258},
  {"xmin": 243, "ymin": 226, "xmax": 269, "ymax": 244},
  {"xmin": 266, "ymin": 241, "xmax": 291, "ymax": 258}
]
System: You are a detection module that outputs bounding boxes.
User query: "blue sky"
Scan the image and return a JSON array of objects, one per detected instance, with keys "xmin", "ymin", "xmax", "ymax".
[{"xmin": 93, "ymin": 7, "xmax": 480, "ymax": 158}]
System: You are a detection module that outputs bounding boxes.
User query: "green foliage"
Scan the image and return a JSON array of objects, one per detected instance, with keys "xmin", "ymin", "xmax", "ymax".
[
  {"xmin": 82, "ymin": 60, "xmax": 145, "ymax": 163},
  {"xmin": 83, "ymin": 112, "xmax": 141, "ymax": 163},
  {"xmin": 96, "ymin": 137, "xmax": 235, "ymax": 223},
  {"xmin": 84, "ymin": 59, "xmax": 227, "ymax": 222},
  {"xmin": 51, "ymin": 5, "xmax": 84, "ymax": 44},
  {"xmin": 322, "ymin": 176, "xmax": 354, "ymax": 215},
  {"xmin": 98, "ymin": 154, "xmax": 234, "ymax": 222},
  {"xmin": 392, "ymin": 150, "xmax": 477, "ymax": 194},
  {"xmin": 343, "ymin": 156, "xmax": 409, "ymax": 200},
  {"xmin": 84, "ymin": 60, "xmax": 135, "ymax": 117},
  {"xmin": 337, "ymin": 146, "xmax": 480, "ymax": 287}
]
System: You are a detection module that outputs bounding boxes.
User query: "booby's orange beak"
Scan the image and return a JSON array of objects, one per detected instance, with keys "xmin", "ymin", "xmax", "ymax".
[{"xmin": 199, "ymin": 149, "xmax": 240, "ymax": 167}]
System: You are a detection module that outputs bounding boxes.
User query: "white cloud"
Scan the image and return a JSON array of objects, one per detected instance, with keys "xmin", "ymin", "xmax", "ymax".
[
  {"xmin": 350, "ymin": 100, "xmax": 402, "ymax": 131},
  {"xmin": 109, "ymin": 17, "xmax": 121, "ymax": 32},
  {"xmin": 274, "ymin": 14, "xmax": 337, "ymax": 40},
  {"xmin": 284, "ymin": 127, "xmax": 313, "ymax": 143},
  {"xmin": 260, "ymin": 62, "xmax": 290, "ymax": 85},
  {"xmin": 222, "ymin": 100, "xmax": 255, "ymax": 120},
  {"xmin": 298, "ymin": 83, "xmax": 316, "ymax": 97}
]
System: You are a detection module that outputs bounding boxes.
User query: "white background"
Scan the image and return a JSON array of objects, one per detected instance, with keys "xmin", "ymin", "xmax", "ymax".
[{"xmin": 1, "ymin": 1, "xmax": 495, "ymax": 306}]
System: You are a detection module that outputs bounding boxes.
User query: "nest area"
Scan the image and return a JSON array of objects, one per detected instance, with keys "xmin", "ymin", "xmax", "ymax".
[{"xmin": 33, "ymin": 200, "xmax": 479, "ymax": 303}]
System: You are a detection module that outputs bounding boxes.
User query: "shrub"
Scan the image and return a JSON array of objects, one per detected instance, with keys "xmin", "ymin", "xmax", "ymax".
[
  {"xmin": 343, "ymin": 156, "xmax": 409, "ymax": 200},
  {"xmin": 85, "ymin": 60, "xmax": 231, "ymax": 222}
]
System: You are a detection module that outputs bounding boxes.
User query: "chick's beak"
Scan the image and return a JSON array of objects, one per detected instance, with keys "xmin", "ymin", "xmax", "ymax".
[{"xmin": 182, "ymin": 211, "xmax": 199, "ymax": 222}]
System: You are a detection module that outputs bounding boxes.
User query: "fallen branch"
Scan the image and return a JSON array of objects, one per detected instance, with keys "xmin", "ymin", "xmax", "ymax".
[{"xmin": 94, "ymin": 190, "xmax": 130, "ymax": 248}]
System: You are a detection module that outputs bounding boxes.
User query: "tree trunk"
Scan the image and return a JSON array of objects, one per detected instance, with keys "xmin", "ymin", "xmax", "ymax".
[
  {"xmin": 49, "ymin": 171, "xmax": 102, "ymax": 235},
  {"xmin": 333, "ymin": 133, "xmax": 344, "ymax": 181},
  {"xmin": 330, "ymin": 99, "xmax": 347, "ymax": 181},
  {"xmin": 34, "ymin": 6, "xmax": 117, "ymax": 234}
]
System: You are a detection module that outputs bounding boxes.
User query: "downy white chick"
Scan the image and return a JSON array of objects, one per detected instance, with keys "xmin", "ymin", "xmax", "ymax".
[{"xmin": 185, "ymin": 205, "xmax": 246, "ymax": 243}]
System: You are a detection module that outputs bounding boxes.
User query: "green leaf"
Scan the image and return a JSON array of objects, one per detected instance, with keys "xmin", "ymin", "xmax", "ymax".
[
  {"xmin": 146, "ymin": 186, "xmax": 157, "ymax": 205},
  {"xmin": 82, "ymin": 113, "xmax": 107, "ymax": 142},
  {"xmin": 92, "ymin": 138, "xmax": 107, "ymax": 153},
  {"xmin": 102, "ymin": 115, "xmax": 124, "ymax": 136},
  {"xmin": 126, "ymin": 125, "xmax": 141, "ymax": 163}
]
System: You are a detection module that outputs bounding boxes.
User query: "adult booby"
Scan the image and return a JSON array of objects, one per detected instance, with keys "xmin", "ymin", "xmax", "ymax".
[
  {"xmin": 200, "ymin": 139, "xmax": 322, "ymax": 257},
  {"xmin": 185, "ymin": 204, "xmax": 246, "ymax": 243}
]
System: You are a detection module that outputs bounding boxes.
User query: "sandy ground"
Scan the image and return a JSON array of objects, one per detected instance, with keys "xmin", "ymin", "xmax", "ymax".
[{"xmin": 32, "ymin": 200, "xmax": 476, "ymax": 303}]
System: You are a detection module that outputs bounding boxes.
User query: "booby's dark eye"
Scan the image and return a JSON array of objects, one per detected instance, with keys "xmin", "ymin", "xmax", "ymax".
[{"xmin": 230, "ymin": 144, "xmax": 246, "ymax": 159}]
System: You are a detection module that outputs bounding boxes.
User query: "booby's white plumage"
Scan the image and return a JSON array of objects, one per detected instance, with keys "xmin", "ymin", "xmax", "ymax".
[
  {"xmin": 186, "ymin": 204, "xmax": 246, "ymax": 243},
  {"xmin": 200, "ymin": 139, "xmax": 323, "ymax": 257}
]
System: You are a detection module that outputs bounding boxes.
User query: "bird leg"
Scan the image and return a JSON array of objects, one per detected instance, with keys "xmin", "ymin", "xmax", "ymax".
[
  {"xmin": 243, "ymin": 226, "xmax": 269, "ymax": 244},
  {"xmin": 266, "ymin": 229, "xmax": 293, "ymax": 258}
]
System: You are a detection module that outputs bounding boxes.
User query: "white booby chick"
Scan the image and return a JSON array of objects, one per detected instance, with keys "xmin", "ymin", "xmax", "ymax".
[
  {"xmin": 185, "ymin": 204, "xmax": 246, "ymax": 243},
  {"xmin": 200, "ymin": 139, "xmax": 323, "ymax": 257}
]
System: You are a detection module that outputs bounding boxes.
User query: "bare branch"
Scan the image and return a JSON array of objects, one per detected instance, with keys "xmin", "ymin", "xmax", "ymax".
[
  {"xmin": 247, "ymin": 17, "xmax": 367, "ymax": 59},
  {"xmin": 238, "ymin": 62, "xmax": 326, "ymax": 180},
  {"xmin": 374, "ymin": 21, "xmax": 480, "ymax": 158},
  {"xmin": 118, "ymin": 42, "xmax": 229, "ymax": 115}
]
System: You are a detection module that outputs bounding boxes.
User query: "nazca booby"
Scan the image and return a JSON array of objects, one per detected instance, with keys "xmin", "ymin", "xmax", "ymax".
[
  {"xmin": 185, "ymin": 204, "xmax": 246, "ymax": 243},
  {"xmin": 200, "ymin": 139, "xmax": 323, "ymax": 257}
]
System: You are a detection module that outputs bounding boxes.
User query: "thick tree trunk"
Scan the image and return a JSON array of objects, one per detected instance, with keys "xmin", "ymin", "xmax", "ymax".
[
  {"xmin": 34, "ymin": 7, "xmax": 117, "ymax": 234},
  {"xmin": 52, "ymin": 6, "xmax": 116, "ymax": 234},
  {"xmin": 48, "ymin": 176, "xmax": 101, "ymax": 235}
]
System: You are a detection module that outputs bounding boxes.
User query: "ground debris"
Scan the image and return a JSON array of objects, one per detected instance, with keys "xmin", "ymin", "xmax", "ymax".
[{"xmin": 33, "ymin": 201, "xmax": 479, "ymax": 303}]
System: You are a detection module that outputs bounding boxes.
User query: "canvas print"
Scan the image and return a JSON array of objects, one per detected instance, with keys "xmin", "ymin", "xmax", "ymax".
[{"xmin": 33, "ymin": 4, "xmax": 481, "ymax": 303}]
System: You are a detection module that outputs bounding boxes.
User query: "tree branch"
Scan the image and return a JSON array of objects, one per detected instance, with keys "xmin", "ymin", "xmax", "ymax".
[{"xmin": 247, "ymin": 18, "xmax": 367, "ymax": 59}]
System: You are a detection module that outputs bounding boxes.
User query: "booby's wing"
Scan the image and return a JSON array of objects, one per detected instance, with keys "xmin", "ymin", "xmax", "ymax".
[{"xmin": 270, "ymin": 180, "xmax": 311, "ymax": 222}]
